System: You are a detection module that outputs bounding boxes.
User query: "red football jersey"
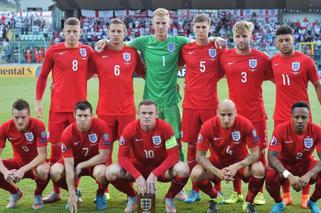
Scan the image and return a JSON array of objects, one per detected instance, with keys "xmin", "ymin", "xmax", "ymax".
[
  {"xmin": 0, "ymin": 118, "xmax": 48, "ymax": 163},
  {"xmin": 271, "ymin": 51, "xmax": 320, "ymax": 121},
  {"xmin": 61, "ymin": 118, "xmax": 111, "ymax": 163},
  {"xmin": 36, "ymin": 43, "xmax": 93, "ymax": 112},
  {"xmin": 180, "ymin": 42, "xmax": 223, "ymax": 109},
  {"xmin": 118, "ymin": 119, "xmax": 178, "ymax": 178},
  {"xmin": 91, "ymin": 46, "xmax": 144, "ymax": 115},
  {"xmin": 269, "ymin": 121, "xmax": 321, "ymax": 164},
  {"xmin": 220, "ymin": 48, "xmax": 273, "ymax": 121},
  {"xmin": 197, "ymin": 115, "xmax": 260, "ymax": 165}
]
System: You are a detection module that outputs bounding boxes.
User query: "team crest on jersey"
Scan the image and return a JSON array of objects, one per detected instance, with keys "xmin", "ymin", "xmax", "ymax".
[
  {"xmin": 167, "ymin": 42, "xmax": 176, "ymax": 52},
  {"xmin": 208, "ymin": 48, "xmax": 216, "ymax": 58},
  {"xmin": 152, "ymin": 135, "xmax": 162, "ymax": 146},
  {"xmin": 24, "ymin": 132, "xmax": 34, "ymax": 142},
  {"xmin": 292, "ymin": 62, "xmax": 300, "ymax": 72},
  {"xmin": 231, "ymin": 131, "xmax": 241, "ymax": 143},
  {"xmin": 270, "ymin": 136, "xmax": 277, "ymax": 146},
  {"xmin": 119, "ymin": 136, "xmax": 125, "ymax": 145},
  {"xmin": 249, "ymin": 59, "xmax": 257, "ymax": 69},
  {"xmin": 304, "ymin": 138, "xmax": 313, "ymax": 149},
  {"xmin": 80, "ymin": 48, "xmax": 87, "ymax": 57},
  {"xmin": 88, "ymin": 133, "xmax": 98, "ymax": 144},
  {"xmin": 123, "ymin": 52, "xmax": 131, "ymax": 62}
]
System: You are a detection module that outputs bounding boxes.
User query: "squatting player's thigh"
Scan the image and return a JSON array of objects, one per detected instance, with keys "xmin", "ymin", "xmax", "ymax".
[
  {"xmin": 105, "ymin": 163, "xmax": 127, "ymax": 181},
  {"xmin": 48, "ymin": 112, "xmax": 74, "ymax": 143},
  {"xmin": 34, "ymin": 162, "xmax": 50, "ymax": 178},
  {"xmin": 181, "ymin": 109, "xmax": 201, "ymax": 143},
  {"xmin": 190, "ymin": 164, "xmax": 216, "ymax": 182},
  {"xmin": 162, "ymin": 161, "xmax": 189, "ymax": 180},
  {"xmin": 93, "ymin": 164, "xmax": 107, "ymax": 179}
]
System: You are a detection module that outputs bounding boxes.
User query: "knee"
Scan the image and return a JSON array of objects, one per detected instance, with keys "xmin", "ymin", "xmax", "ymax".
[
  {"xmin": 251, "ymin": 161, "xmax": 265, "ymax": 178},
  {"xmin": 50, "ymin": 163, "xmax": 64, "ymax": 182},
  {"xmin": 106, "ymin": 163, "xmax": 124, "ymax": 181},
  {"xmin": 173, "ymin": 161, "xmax": 189, "ymax": 178},
  {"xmin": 93, "ymin": 165, "xmax": 107, "ymax": 181},
  {"xmin": 36, "ymin": 163, "xmax": 50, "ymax": 180},
  {"xmin": 190, "ymin": 165, "xmax": 204, "ymax": 182}
]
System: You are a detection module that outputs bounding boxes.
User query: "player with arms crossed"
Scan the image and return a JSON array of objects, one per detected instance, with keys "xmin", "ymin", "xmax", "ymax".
[
  {"xmin": 0, "ymin": 99, "xmax": 50, "ymax": 209},
  {"xmin": 35, "ymin": 17, "xmax": 94, "ymax": 202},
  {"xmin": 220, "ymin": 20, "xmax": 273, "ymax": 205},
  {"xmin": 49, "ymin": 101, "xmax": 111, "ymax": 212},
  {"xmin": 179, "ymin": 13, "xmax": 224, "ymax": 203},
  {"xmin": 266, "ymin": 101, "xmax": 321, "ymax": 213},
  {"xmin": 191, "ymin": 99, "xmax": 265, "ymax": 213},
  {"xmin": 105, "ymin": 100, "xmax": 189, "ymax": 213},
  {"xmin": 271, "ymin": 25, "xmax": 321, "ymax": 208}
]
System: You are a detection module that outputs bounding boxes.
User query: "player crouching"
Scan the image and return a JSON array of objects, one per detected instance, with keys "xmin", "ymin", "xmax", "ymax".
[
  {"xmin": 266, "ymin": 101, "xmax": 321, "ymax": 213},
  {"xmin": 190, "ymin": 99, "xmax": 265, "ymax": 213},
  {"xmin": 49, "ymin": 101, "xmax": 111, "ymax": 212},
  {"xmin": 0, "ymin": 99, "xmax": 50, "ymax": 209},
  {"xmin": 106, "ymin": 100, "xmax": 189, "ymax": 213}
]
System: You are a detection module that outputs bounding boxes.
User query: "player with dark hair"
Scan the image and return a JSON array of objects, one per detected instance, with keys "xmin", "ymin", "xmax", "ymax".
[
  {"xmin": 49, "ymin": 101, "xmax": 111, "ymax": 212},
  {"xmin": 0, "ymin": 99, "xmax": 50, "ymax": 209},
  {"xmin": 180, "ymin": 13, "xmax": 224, "ymax": 203},
  {"xmin": 191, "ymin": 99, "xmax": 265, "ymax": 213},
  {"xmin": 271, "ymin": 24, "xmax": 321, "ymax": 208},
  {"xmin": 35, "ymin": 17, "xmax": 94, "ymax": 203},
  {"xmin": 105, "ymin": 100, "xmax": 189, "ymax": 213},
  {"xmin": 266, "ymin": 101, "xmax": 321, "ymax": 213}
]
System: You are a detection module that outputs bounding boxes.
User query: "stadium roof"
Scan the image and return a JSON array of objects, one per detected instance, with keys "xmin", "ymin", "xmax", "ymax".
[{"xmin": 54, "ymin": 0, "xmax": 321, "ymax": 10}]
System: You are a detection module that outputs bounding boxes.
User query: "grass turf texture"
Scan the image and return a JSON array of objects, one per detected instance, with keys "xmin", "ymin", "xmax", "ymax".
[{"xmin": 0, "ymin": 77, "xmax": 320, "ymax": 212}]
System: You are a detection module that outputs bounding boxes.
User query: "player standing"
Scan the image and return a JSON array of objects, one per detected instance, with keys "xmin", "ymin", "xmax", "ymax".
[
  {"xmin": 0, "ymin": 99, "xmax": 50, "ymax": 209},
  {"xmin": 35, "ymin": 17, "xmax": 93, "ymax": 202},
  {"xmin": 180, "ymin": 14, "xmax": 223, "ymax": 203},
  {"xmin": 191, "ymin": 99, "xmax": 265, "ymax": 213},
  {"xmin": 220, "ymin": 21, "xmax": 273, "ymax": 205},
  {"xmin": 266, "ymin": 101, "xmax": 321, "ymax": 213},
  {"xmin": 271, "ymin": 25, "xmax": 321, "ymax": 208}
]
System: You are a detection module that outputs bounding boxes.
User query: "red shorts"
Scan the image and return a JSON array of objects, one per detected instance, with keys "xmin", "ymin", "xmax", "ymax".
[
  {"xmin": 48, "ymin": 112, "xmax": 75, "ymax": 143},
  {"xmin": 181, "ymin": 108, "xmax": 216, "ymax": 143},
  {"xmin": 98, "ymin": 114, "xmax": 135, "ymax": 142},
  {"xmin": 252, "ymin": 120, "xmax": 267, "ymax": 148},
  {"xmin": 209, "ymin": 159, "xmax": 250, "ymax": 183},
  {"xmin": 2, "ymin": 159, "xmax": 37, "ymax": 180},
  {"xmin": 273, "ymin": 120, "xmax": 286, "ymax": 130}
]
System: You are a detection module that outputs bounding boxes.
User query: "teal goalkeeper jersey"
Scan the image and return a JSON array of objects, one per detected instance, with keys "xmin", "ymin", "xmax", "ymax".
[{"xmin": 129, "ymin": 35, "xmax": 189, "ymax": 106}]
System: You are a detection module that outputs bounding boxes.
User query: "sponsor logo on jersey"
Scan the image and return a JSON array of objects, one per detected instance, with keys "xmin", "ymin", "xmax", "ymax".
[
  {"xmin": 61, "ymin": 143, "xmax": 67, "ymax": 152},
  {"xmin": 208, "ymin": 48, "xmax": 216, "ymax": 58},
  {"xmin": 270, "ymin": 136, "xmax": 277, "ymax": 146},
  {"xmin": 24, "ymin": 132, "xmax": 34, "ymax": 142},
  {"xmin": 40, "ymin": 131, "xmax": 47, "ymax": 143},
  {"xmin": 231, "ymin": 131, "xmax": 241, "ymax": 143},
  {"xmin": 80, "ymin": 48, "xmax": 87, "ymax": 57},
  {"xmin": 249, "ymin": 59, "xmax": 257, "ymax": 69},
  {"xmin": 304, "ymin": 137, "xmax": 313, "ymax": 149},
  {"xmin": 103, "ymin": 133, "xmax": 110, "ymax": 145},
  {"xmin": 152, "ymin": 135, "xmax": 162, "ymax": 146},
  {"xmin": 119, "ymin": 136, "xmax": 125, "ymax": 145},
  {"xmin": 197, "ymin": 134, "xmax": 202, "ymax": 143},
  {"xmin": 167, "ymin": 42, "xmax": 176, "ymax": 52},
  {"xmin": 123, "ymin": 52, "xmax": 131, "ymax": 62},
  {"xmin": 88, "ymin": 133, "xmax": 98, "ymax": 144},
  {"xmin": 292, "ymin": 62, "xmax": 300, "ymax": 72}
]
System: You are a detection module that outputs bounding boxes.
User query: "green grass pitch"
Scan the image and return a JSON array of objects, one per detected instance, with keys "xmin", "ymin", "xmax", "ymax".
[{"xmin": 0, "ymin": 77, "xmax": 320, "ymax": 212}]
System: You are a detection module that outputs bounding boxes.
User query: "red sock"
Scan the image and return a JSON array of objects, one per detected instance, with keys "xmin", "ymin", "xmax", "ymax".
[
  {"xmin": 282, "ymin": 179, "xmax": 290, "ymax": 193},
  {"xmin": 111, "ymin": 179, "xmax": 136, "ymax": 197},
  {"xmin": 50, "ymin": 143, "xmax": 62, "ymax": 194},
  {"xmin": 54, "ymin": 177, "xmax": 68, "ymax": 191},
  {"xmin": 187, "ymin": 143, "xmax": 199, "ymax": 192},
  {"xmin": 233, "ymin": 177, "xmax": 242, "ymax": 194},
  {"xmin": 266, "ymin": 168, "xmax": 282, "ymax": 203},
  {"xmin": 214, "ymin": 181, "xmax": 221, "ymax": 192},
  {"xmin": 96, "ymin": 180, "xmax": 108, "ymax": 195},
  {"xmin": 197, "ymin": 180, "xmax": 218, "ymax": 198},
  {"xmin": 0, "ymin": 174, "xmax": 19, "ymax": 194},
  {"xmin": 35, "ymin": 176, "xmax": 50, "ymax": 195},
  {"xmin": 310, "ymin": 176, "xmax": 321, "ymax": 202},
  {"xmin": 246, "ymin": 176, "xmax": 265, "ymax": 202},
  {"xmin": 166, "ymin": 176, "xmax": 189, "ymax": 198},
  {"xmin": 302, "ymin": 183, "xmax": 310, "ymax": 195}
]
